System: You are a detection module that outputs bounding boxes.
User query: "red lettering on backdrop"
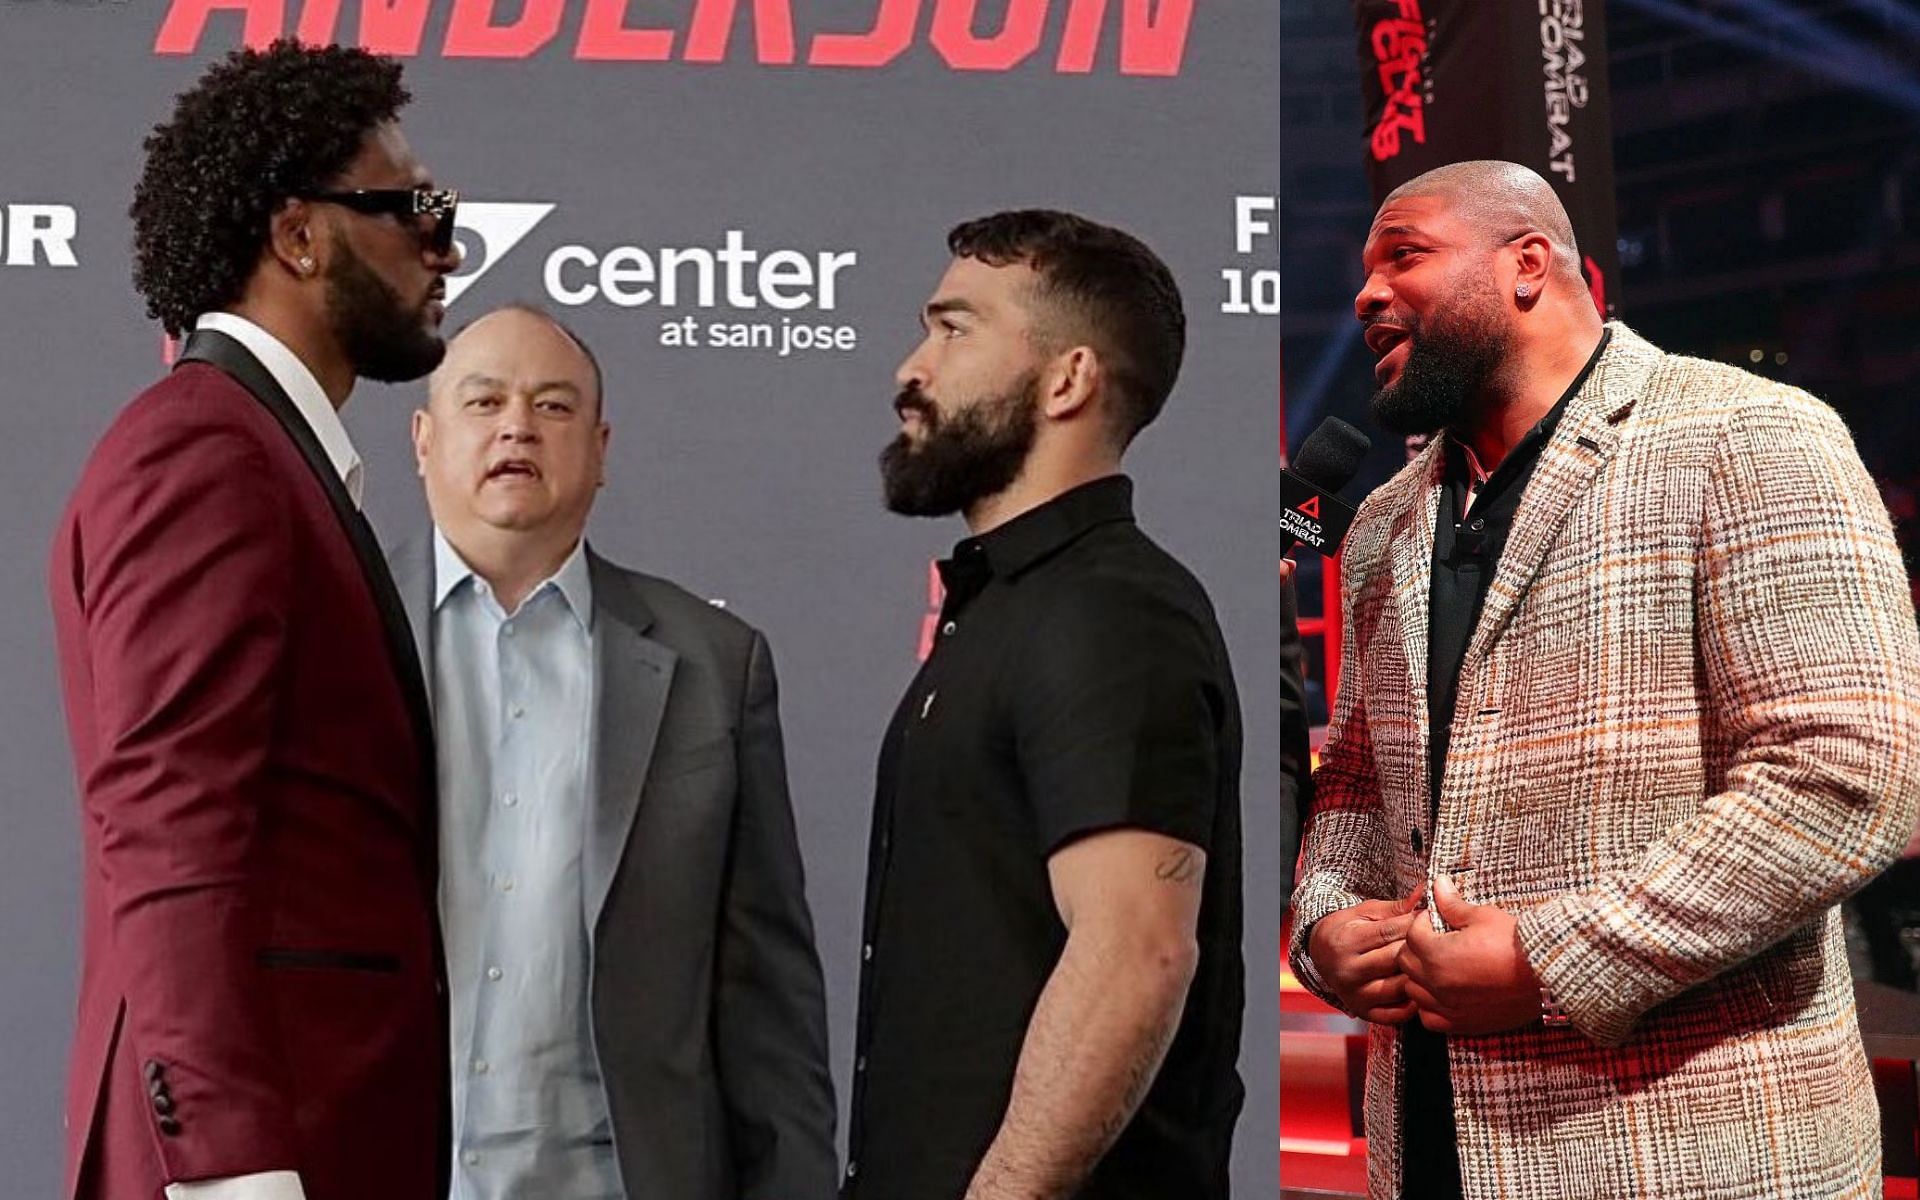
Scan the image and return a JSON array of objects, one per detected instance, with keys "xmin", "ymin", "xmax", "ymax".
[
  {"xmin": 1368, "ymin": 0, "xmax": 1427, "ymax": 162},
  {"xmin": 686, "ymin": 0, "xmax": 796, "ymax": 64},
  {"xmin": 295, "ymin": 0, "xmax": 340, "ymax": 42},
  {"xmin": 930, "ymin": 0, "xmax": 1045, "ymax": 71},
  {"xmin": 807, "ymin": 0, "xmax": 918, "ymax": 68},
  {"xmin": 154, "ymin": 0, "xmax": 283, "ymax": 53},
  {"xmin": 152, "ymin": 0, "xmax": 1193, "ymax": 71},
  {"xmin": 1583, "ymin": 254, "xmax": 1605, "ymax": 316},
  {"xmin": 445, "ymin": 0, "xmax": 564, "ymax": 56},
  {"xmin": 1056, "ymin": 0, "xmax": 1191, "ymax": 76},
  {"xmin": 576, "ymin": 0, "xmax": 675, "ymax": 59},
  {"xmin": 356, "ymin": 0, "xmax": 436, "ymax": 53}
]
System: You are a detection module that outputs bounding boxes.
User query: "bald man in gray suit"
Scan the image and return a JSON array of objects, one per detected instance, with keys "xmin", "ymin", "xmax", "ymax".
[{"xmin": 390, "ymin": 304, "xmax": 837, "ymax": 1200}]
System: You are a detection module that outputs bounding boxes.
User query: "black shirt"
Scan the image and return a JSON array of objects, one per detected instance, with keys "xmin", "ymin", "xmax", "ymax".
[{"xmin": 847, "ymin": 476, "xmax": 1245, "ymax": 1200}]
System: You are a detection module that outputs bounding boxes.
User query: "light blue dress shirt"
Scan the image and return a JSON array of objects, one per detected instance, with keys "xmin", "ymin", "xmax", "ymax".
[{"xmin": 432, "ymin": 529, "xmax": 623, "ymax": 1200}]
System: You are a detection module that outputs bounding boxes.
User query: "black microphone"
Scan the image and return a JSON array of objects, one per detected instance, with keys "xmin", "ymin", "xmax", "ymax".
[{"xmin": 1281, "ymin": 417, "xmax": 1371, "ymax": 556}]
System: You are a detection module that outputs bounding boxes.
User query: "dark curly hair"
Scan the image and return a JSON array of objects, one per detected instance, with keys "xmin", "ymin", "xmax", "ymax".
[
  {"xmin": 131, "ymin": 39, "xmax": 410, "ymax": 336},
  {"xmin": 948, "ymin": 209, "xmax": 1186, "ymax": 446}
]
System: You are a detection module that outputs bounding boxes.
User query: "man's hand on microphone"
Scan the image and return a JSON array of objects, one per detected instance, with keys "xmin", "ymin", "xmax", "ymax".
[
  {"xmin": 1306, "ymin": 893, "xmax": 1422, "ymax": 1023},
  {"xmin": 1397, "ymin": 875, "xmax": 1542, "ymax": 1035}
]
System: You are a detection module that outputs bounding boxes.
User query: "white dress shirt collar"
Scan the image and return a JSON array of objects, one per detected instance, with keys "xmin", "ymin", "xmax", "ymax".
[
  {"xmin": 432, "ymin": 526, "xmax": 593, "ymax": 629},
  {"xmin": 195, "ymin": 311, "xmax": 364, "ymax": 508}
]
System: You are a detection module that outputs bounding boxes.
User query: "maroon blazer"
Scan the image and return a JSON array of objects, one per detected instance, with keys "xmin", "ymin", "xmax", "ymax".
[{"xmin": 49, "ymin": 331, "xmax": 446, "ymax": 1200}]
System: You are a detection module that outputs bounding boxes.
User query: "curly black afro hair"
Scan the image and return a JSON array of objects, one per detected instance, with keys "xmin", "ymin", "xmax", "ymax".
[{"xmin": 131, "ymin": 39, "xmax": 410, "ymax": 336}]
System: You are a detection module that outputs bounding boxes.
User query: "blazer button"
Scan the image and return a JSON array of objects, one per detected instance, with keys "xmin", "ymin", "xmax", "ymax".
[
  {"xmin": 1410, "ymin": 828, "xmax": 1424, "ymax": 854},
  {"xmin": 157, "ymin": 1116, "xmax": 182, "ymax": 1138}
]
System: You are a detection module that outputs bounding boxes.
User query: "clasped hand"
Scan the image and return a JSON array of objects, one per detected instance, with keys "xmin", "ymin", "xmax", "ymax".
[{"xmin": 1307, "ymin": 876, "xmax": 1543, "ymax": 1035}]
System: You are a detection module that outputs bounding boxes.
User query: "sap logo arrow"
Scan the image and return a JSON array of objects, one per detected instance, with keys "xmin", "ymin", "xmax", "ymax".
[{"xmin": 444, "ymin": 202, "xmax": 556, "ymax": 305}]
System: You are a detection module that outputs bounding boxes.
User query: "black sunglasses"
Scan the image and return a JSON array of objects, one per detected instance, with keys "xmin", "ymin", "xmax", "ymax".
[{"xmin": 302, "ymin": 187, "xmax": 460, "ymax": 255}]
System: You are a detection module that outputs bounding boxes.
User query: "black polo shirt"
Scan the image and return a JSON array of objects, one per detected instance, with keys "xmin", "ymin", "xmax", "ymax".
[
  {"xmin": 847, "ymin": 475, "xmax": 1244, "ymax": 1200},
  {"xmin": 1403, "ymin": 329, "xmax": 1608, "ymax": 1193}
]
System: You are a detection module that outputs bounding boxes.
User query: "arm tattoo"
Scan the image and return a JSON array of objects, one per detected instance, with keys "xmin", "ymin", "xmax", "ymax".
[{"xmin": 1154, "ymin": 847, "xmax": 1203, "ymax": 887}]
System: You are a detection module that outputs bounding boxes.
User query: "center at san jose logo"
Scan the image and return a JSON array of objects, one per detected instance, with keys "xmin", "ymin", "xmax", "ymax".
[{"xmin": 450, "ymin": 202, "xmax": 862, "ymax": 358}]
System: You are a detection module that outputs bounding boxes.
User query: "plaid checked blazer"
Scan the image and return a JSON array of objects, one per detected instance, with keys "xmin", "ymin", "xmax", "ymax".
[{"xmin": 1289, "ymin": 324, "xmax": 1920, "ymax": 1199}]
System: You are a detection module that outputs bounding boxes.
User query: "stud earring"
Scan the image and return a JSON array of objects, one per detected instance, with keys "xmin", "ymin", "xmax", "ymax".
[
  {"xmin": 1515, "ymin": 283, "xmax": 1531, "ymax": 300},
  {"xmin": 298, "ymin": 256, "xmax": 315, "ymax": 272}
]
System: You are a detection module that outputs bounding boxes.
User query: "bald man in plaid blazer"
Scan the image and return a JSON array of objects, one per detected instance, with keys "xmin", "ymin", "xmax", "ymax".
[{"xmin": 1290, "ymin": 162, "xmax": 1920, "ymax": 1200}]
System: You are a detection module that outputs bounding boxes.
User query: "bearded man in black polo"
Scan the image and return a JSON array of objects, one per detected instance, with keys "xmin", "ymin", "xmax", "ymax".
[{"xmin": 846, "ymin": 210, "xmax": 1244, "ymax": 1200}]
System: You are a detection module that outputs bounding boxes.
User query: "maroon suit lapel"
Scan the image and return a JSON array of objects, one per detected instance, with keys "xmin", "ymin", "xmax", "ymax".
[{"xmin": 175, "ymin": 330, "xmax": 436, "ymax": 790}]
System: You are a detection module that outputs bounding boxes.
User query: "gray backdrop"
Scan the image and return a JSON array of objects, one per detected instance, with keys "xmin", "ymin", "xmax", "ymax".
[{"xmin": 1, "ymin": 3, "xmax": 1281, "ymax": 1194}]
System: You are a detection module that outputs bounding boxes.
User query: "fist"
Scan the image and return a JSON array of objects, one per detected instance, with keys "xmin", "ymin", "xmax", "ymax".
[{"xmin": 1307, "ymin": 895, "xmax": 1422, "ymax": 1024}]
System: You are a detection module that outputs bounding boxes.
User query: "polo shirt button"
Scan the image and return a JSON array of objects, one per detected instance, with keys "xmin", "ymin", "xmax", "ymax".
[
  {"xmin": 157, "ymin": 1116, "xmax": 182, "ymax": 1137},
  {"xmin": 463, "ymin": 1151, "xmax": 481, "ymax": 1167},
  {"xmin": 1469, "ymin": 518, "xmax": 1486, "ymax": 532},
  {"xmin": 941, "ymin": 621, "xmax": 956, "ymax": 636},
  {"xmin": 847, "ymin": 1162, "xmax": 859, "ymax": 1179},
  {"xmin": 856, "ymin": 1055, "xmax": 868, "ymax": 1073},
  {"xmin": 862, "ymin": 942, "xmax": 873, "ymax": 962}
]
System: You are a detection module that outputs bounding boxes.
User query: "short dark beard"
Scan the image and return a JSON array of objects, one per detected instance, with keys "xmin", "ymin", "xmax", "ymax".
[
  {"xmin": 324, "ymin": 235, "xmax": 445, "ymax": 384},
  {"xmin": 1367, "ymin": 290, "xmax": 1511, "ymax": 437},
  {"xmin": 879, "ymin": 371, "xmax": 1039, "ymax": 517}
]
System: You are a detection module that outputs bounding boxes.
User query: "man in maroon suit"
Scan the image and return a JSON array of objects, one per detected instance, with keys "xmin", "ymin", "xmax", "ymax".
[{"xmin": 48, "ymin": 41, "xmax": 462, "ymax": 1200}]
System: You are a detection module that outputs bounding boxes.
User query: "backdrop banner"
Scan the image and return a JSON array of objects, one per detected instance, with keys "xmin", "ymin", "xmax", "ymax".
[
  {"xmin": 0, "ymin": 1, "xmax": 1281, "ymax": 1191},
  {"xmin": 1353, "ymin": 0, "xmax": 1620, "ymax": 313}
]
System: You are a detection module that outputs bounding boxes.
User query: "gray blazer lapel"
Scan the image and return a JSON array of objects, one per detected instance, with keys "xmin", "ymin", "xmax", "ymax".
[
  {"xmin": 585, "ymin": 551, "xmax": 676, "ymax": 934},
  {"xmin": 1462, "ymin": 324, "xmax": 1654, "ymax": 669},
  {"xmin": 387, "ymin": 535, "xmax": 437, "ymax": 687}
]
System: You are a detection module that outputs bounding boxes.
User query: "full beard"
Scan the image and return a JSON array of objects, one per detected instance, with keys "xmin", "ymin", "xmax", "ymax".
[
  {"xmin": 325, "ymin": 237, "xmax": 446, "ymax": 384},
  {"xmin": 879, "ymin": 371, "xmax": 1040, "ymax": 518},
  {"xmin": 1367, "ymin": 292, "xmax": 1512, "ymax": 437}
]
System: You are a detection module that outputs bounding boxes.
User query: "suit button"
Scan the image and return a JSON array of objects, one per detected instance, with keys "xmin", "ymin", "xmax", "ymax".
[
  {"xmin": 1411, "ymin": 828, "xmax": 1424, "ymax": 853},
  {"xmin": 157, "ymin": 1116, "xmax": 182, "ymax": 1138}
]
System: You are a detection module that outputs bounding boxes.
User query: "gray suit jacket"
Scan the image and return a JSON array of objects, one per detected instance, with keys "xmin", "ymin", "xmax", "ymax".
[{"xmin": 391, "ymin": 536, "xmax": 838, "ymax": 1200}]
